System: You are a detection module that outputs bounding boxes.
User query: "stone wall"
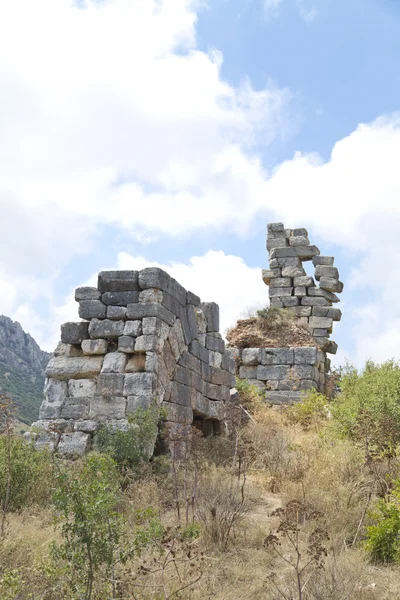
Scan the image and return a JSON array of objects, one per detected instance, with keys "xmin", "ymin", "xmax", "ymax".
[{"xmin": 32, "ymin": 268, "xmax": 235, "ymax": 457}]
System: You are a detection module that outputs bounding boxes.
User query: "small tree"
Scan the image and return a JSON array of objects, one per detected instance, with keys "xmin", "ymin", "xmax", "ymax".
[{"xmin": 0, "ymin": 395, "xmax": 14, "ymax": 537}]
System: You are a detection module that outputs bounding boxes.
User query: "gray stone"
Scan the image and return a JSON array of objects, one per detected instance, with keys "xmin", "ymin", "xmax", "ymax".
[
  {"xmin": 327, "ymin": 307, "xmax": 342, "ymax": 321},
  {"xmin": 292, "ymin": 364, "xmax": 314, "ymax": 379},
  {"xmin": 102, "ymin": 291, "xmax": 139, "ymax": 306},
  {"xmin": 282, "ymin": 297, "xmax": 299, "ymax": 307},
  {"xmin": 281, "ymin": 266, "xmax": 306, "ymax": 278},
  {"xmin": 101, "ymin": 352, "xmax": 127, "ymax": 373},
  {"xmin": 269, "ymin": 287, "xmax": 293, "ymax": 297},
  {"xmin": 79, "ymin": 300, "xmax": 107, "ymax": 320},
  {"xmin": 126, "ymin": 395, "xmax": 152, "ymax": 412},
  {"xmin": 162, "ymin": 293, "xmax": 182, "ymax": 318},
  {"xmin": 209, "ymin": 351, "xmax": 222, "ymax": 369},
  {"xmin": 97, "ymin": 373, "xmax": 125, "ymax": 396},
  {"xmin": 294, "ymin": 347, "xmax": 317, "ymax": 365},
  {"xmin": 313, "ymin": 328, "xmax": 328, "ymax": 337},
  {"xmin": 89, "ymin": 319, "xmax": 125, "ymax": 339},
  {"xmin": 308, "ymin": 287, "xmax": 340, "ymax": 303},
  {"xmin": 138, "ymin": 267, "xmax": 170, "ymax": 292},
  {"xmin": 301, "ymin": 297, "xmax": 330, "ymax": 306},
  {"xmin": 312, "ymin": 256, "xmax": 334, "ymax": 266},
  {"xmin": 74, "ymin": 420, "xmax": 98, "ymax": 433},
  {"xmin": 82, "ymin": 339, "xmax": 108, "ymax": 355},
  {"xmin": 309, "ymin": 316, "xmax": 333, "ymax": 330},
  {"xmin": 178, "ymin": 351, "xmax": 201, "ymax": 375},
  {"xmin": 293, "ymin": 276, "xmax": 314, "ymax": 287},
  {"xmin": 60, "ymin": 398, "xmax": 89, "ymax": 420},
  {"xmin": 126, "ymin": 303, "xmax": 175, "ymax": 326},
  {"xmin": 124, "ymin": 372, "xmax": 154, "ymax": 396},
  {"xmin": 267, "ymin": 238, "xmax": 288, "ymax": 250},
  {"xmin": 175, "ymin": 366, "xmax": 191, "ymax": 386},
  {"xmin": 267, "ymin": 222, "xmax": 285, "ymax": 233},
  {"xmin": 269, "ymin": 277, "xmax": 292, "ymax": 288},
  {"xmin": 206, "ymin": 382, "xmax": 222, "ymax": 401},
  {"xmin": 271, "ymin": 246, "xmax": 320, "ymax": 260},
  {"xmin": 325, "ymin": 340, "xmax": 338, "ymax": 355},
  {"xmin": 98, "ymin": 271, "xmax": 139, "ymax": 292},
  {"xmin": 171, "ymin": 381, "xmax": 191, "ymax": 406},
  {"xmin": 135, "ymin": 335, "xmax": 164, "ymax": 353},
  {"xmin": 293, "ymin": 228, "xmax": 308, "ymax": 237},
  {"xmin": 61, "ymin": 322, "xmax": 89, "ymax": 345},
  {"xmin": 75, "ymin": 287, "xmax": 101, "ymax": 301},
  {"xmin": 57, "ymin": 432, "xmax": 91, "ymax": 458},
  {"xmin": 54, "ymin": 342, "xmax": 82, "ymax": 357},
  {"xmin": 124, "ymin": 320, "xmax": 142, "ymax": 337},
  {"xmin": 294, "ymin": 287, "xmax": 307, "ymax": 296},
  {"xmin": 263, "ymin": 348, "xmax": 294, "ymax": 365},
  {"xmin": 239, "ymin": 366, "xmax": 257, "ymax": 379},
  {"xmin": 289, "ymin": 236, "xmax": 309, "ymax": 247},
  {"xmin": 39, "ymin": 398, "xmax": 63, "ymax": 420},
  {"xmin": 264, "ymin": 391, "xmax": 303, "ymax": 404},
  {"xmin": 107, "ymin": 306, "xmax": 127, "ymax": 320},
  {"xmin": 142, "ymin": 317, "xmax": 170, "ymax": 339},
  {"xmin": 257, "ymin": 365, "xmax": 291, "ymax": 380},
  {"xmin": 68, "ymin": 379, "xmax": 96, "ymax": 398},
  {"xmin": 199, "ymin": 302, "xmax": 220, "ymax": 333},
  {"xmin": 187, "ymin": 291, "xmax": 200, "ymax": 306},
  {"xmin": 139, "ymin": 289, "xmax": 163, "ymax": 303},
  {"xmin": 186, "ymin": 305, "xmax": 198, "ymax": 339},
  {"xmin": 288, "ymin": 306, "xmax": 312, "ymax": 317},
  {"xmin": 118, "ymin": 336, "xmax": 136, "ymax": 353},
  {"xmin": 206, "ymin": 333, "xmax": 225, "ymax": 352},
  {"xmin": 319, "ymin": 278, "xmax": 342, "ymax": 293},
  {"xmin": 269, "ymin": 247, "xmax": 297, "ymax": 259},
  {"xmin": 189, "ymin": 340, "xmax": 209, "ymax": 363},
  {"xmin": 46, "ymin": 356, "xmax": 103, "ymax": 380},
  {"xmin": 315, "ymin": 265, "xmax": 339, "ymax": 281},
  {"xmin": 269, "ymin": 298, "xmax": 284, "ymax": 307},
  {"xmin": 44, "ymin": 378, "xmax": 68, "ymax": 403},
  {"xmin": 208, "ymin": 400, "xmax": 225, "ymax": 421},
  {"xmin": 275, "ymin": 257, "xmax": 302, "ymax": 267},
  {"xmin": 89, "ymin": 396, "xmax": 126, "ymax": 420},
  {"xmin": 163, "ymin": 402, "xmax": 193, "ymax": 423},
  {"xmin": 262, "ymin": 269, "xmax": 281, "ymax": 284},
  {"xmin": 191, "ymin": 394, "xmax": 210, "ymax": 417},
  {"xmin": 242, "ymin": 348, "xmax": 261, "ymax": 366}
]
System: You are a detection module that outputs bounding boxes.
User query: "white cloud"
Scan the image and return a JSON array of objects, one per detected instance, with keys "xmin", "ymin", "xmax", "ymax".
[
  {"xmin": 263, "ymin": 0, "xmax": 283, "ymax": 19},
  {"xmin": 296, "ymin": 0, "xmax": 317, "ymax": 23}
]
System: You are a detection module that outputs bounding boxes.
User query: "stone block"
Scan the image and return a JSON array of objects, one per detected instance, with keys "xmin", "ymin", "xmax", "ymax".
[
  {"xmin": 82, "ymin": 339, "xmax": 108, "ymax": 355},
  {"xmin": 163, "ymin": 402, "xmax": 193, "ymax": 424},
  {"xmin": 79, "ymin": 300, "xmax": 106, "ymax": 320},
  {"xmin": 293, "ymin": 228, "xmax": 308, "ymax": 237},
  {"xmin": 271, "ymin": 246, "xmax": 320, "ymax": 260},
  {"xmin": 126, "ymin": 395, "xmax": 153, "ymax": 412},
  {"xmin": 39, "ymin": 399, "xmax": 63, "ymax": 420},
  {"xmin": 281, "ymin": 266, "xmax": 306, "ymax": 278},
  {"xmin": 239, "ymin": 366, "xmax": 257, "ymax": 379},
  {"xmin": 57, "ymin": 432, "xmax": 91, "ymax": 458},
  {"xmin": 269, "ymin": 298, "xmax": 283, "ymax": 307},
  {"xmin": 191, "ymin": 394, "xmax": 210, "ymax": 416},
  {"xmin": 97, "ymin": 373, "xmax": 125, "ymax": 396},
  {"xmin": 178, "ymin": 351, "xmax": 201, "ymax": 375},
  {"xmin": 123, "ymin": 320, "xmax": 142, "ymax": 337},
  {"xmin": 126, "ymin": 354, "xmax": 147, "ymax": 373},
  {"xmin": 288, "ymin": 306, "xmax": 312, "ymax": 317},
  {"xmin": 107, "ymin": 306, "xmax": 127, "ymax": 320},
  {"xmin": 319, "ymin": 278, "xmax": 342, "ymax": 293},
  {"xmin": 46, "ymin": 356, "xmax": 103, "ymax": 380},
  {"xmin": 309, "ymin": 316, "xmax": 333, "ymax": 330},
  {"xmin": 98, "ymin": 270, "xmax": 139, "ymax": 292},
  {"xmin": 282, "ymin": 297, "xmax": 299, "ymax": 307},
  {"xmin": 325, "ymin": 341, "xmax": 338, "ymax": 355},
  {"xmin": 257, "ymin": 365, "xmax": 291, "ymax": 380},
  {"xmin": 313, "ymin": 328, "xmax": 328, "ymax": 337},
  {"xmin": 208, "ymin": 400, "xmax": 225, "ymax": 421},
  {"xmin": 74, "ymin": 420, "xmax": 98, "ymax": 433},
  {"xmin": 186, "ymin": 305, "xmax": 198, "ymax": 339},
  {"xmin": 89, "ymin": 396, "xmax": 126, "ymax": 420},
  {"xmin": 61, "ymin": 398, "xmax": 90, "ymax": 420},
  {"xmin": 118, "ymin": 336, "xmax": 136, "ymax": 353},
  {"xmin": 162, "ymin": 292, "xmax": 182, "ymax": 318},
  {"xmin": 294, "ymin": 287, "xmax": 307, "ymax": 296},
  {"xmin": 312, "ymin": 256, "xmax": 334, "ymax": 266},
  {"xmin": 267, "ymin": 238, "xmax": 288, "ymax": 250},
  {"xmin": 291, "ymin": 364, "xmax": 314, "ymax": 379},
  {"xmin": 302, "ymin": 297, "xmax": 330, "ymax": 307},
  {"xmin": 264, "ymin": 391, "xmax": 302, "ymax": 404},
  {"xmin": 307, "ymin": 287, "xmax": 340, "ymax": 302},
  {"xmin": 68, "ymin": 379, "xmax": 96, "ymax": 398},
  {"xmin": 187, "ymin": 291, "xmax": 200, "ymax": 306},
  {"xmin": 135, "ymin": 335, "xmax": 163, "ymax": 353},
  {"xmin": 209, "ymin": 351, "xmax": 222, "ymax": 368},
  {"xmin": 289, "ymin": 236, "xmax": 309, "ymax": 247},
  {"xmin": 124, "ymin": 372, "xmax": 154, "ymax": 396},
  {"xmin": 195, "ymin": 308, "xmax": 208, "ymax": 335},
  {"xmin": 101, "ymin": 352, "xmax": 127, "ymax": 373},
  {"xmin": 44, "ymin": 378, "xmax": 68, "ymax": 403},
  {"xmin": 102, "ymin": 291, "xmax": 139, "ymax": 306},
  {"xmin": 315, "ymin": 265, "xmax": 339, "ymax": 281},
  {"xmin": 327, "ymin": 307, "xmax": 342, "ymax": 321},
  {"xmin": 300, "ymin": 380, "xmax": 317, "ymax": 390},
  {"xmin": 293, "ymin": 276, "xmax": 314, "ymax": 287},
  {"xmin": 269, "ymin": 247, "xmax": 297, "ymax": 259},
  {"xmin": 275, "ymin": 257, "xmax": 302, "ymax": 268},
  {"xmin": 199, "ymin": 302, "xmax": 220, "ymax": 333},
  {"xmin": 269, "ymin": 277, "xmax": 292, "ymax": 288},
  {"xmin": 171, "ymin": 381, "xmax": 191, "ymax": 406},
  {"xmin": 138, "ymin": 267, "xmax": 169, "ymax": 292},
  {"xmin": 61, "ymin": 322, "xmax": 89, "ymax": 345},
  {"xmin": 267, "ymin": 222, "xmax": 285, "ymax": 233},
  {"xmin": 262, "ymin": 269, "xmax": 281, "ymax": 284},
  {"xmin": 75, "ymin": 287, "xmax": 101, "ymax": 301},
  {"xmin": 269, "ymin": 287, "xmax": 293, "ymax": 297},
  {"xmin": 89, "ymin": 319, "xmax": 125, "ymax": 339},
  {"xmin": 206, "ymin": 333, "xmax": 225, "ymax": 352},
  {"xmin": 139, "ymin": 289, "xmax": 163, "ymax": 303},
  {"xmin": 189, "ymin": 340, "xmax": 209, "ymax": 363},
  {"xmin": 126, "ymin": 302, "xmax": 175, "ymax": 326},
  {"xmin": 263, "ymin": 348, "xmax": 294, "ymax": 365},
  {"xmin": 142, "ymin": 317, "xmax": 169, "ymax": 339},
  {"xmin": 294, "ymin": 347, "xmax": 317, "ymax": 365},
  {"xmin": 54, "ymin": 342, "xmax": 83, "ymax": 357},
  {"xmin": 242, "ymin": 348, "xmax": 261, "ymax": 366},
  {"xmin": 206, "ymin": 383, "xmax": 222, "ymax": 401},
  {"xmin": 175, "ymin": 366, "xmax": 191, "ymax": 386}
]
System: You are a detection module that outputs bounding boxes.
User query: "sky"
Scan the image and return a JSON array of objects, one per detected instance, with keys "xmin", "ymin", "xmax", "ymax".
[{"xmin": 1, "ymin": 0, "xmax": 400, "ymax": 367}]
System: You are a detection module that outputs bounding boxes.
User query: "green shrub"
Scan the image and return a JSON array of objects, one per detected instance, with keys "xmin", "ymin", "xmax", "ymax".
[
  {"xmin": 330, "ymin": 360, "xmax": 400, "ymax": 460},
  {"xmin": 235, "ymin": 377, "xmax": 263, "ymax": 410},
  {"xmin": 0, "ymin": 436, "xmax": 53, "ymax": 510},
  {"xmin": 256, "ymin": 306, "xmax": 293, "ymax": 330},
  {"xmin": 287, "ymin": 389, "xmax": 329, "ymax": 429},
  {"xmin": 366, "ymin": 480, "xmax": 400, "ymax": 563},
  {"xmin": 95, "ymin": 404, "xmax": 161, "ymax": 472}
]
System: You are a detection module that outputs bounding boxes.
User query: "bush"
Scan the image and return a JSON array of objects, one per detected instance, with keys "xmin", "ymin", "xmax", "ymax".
[
  {"xmin": 286, "ymin": 390, "xmax": 329, "ymax": 429},
  {"xmin": 256, "ymin": 306, "xmax": 293, "ymax": 330},
  {"xmin": 235, "ymin": 377, "xmax": 263, "ymax": 410},
  {"xmin": 366, "ymin": 479, "xmax": 400, "ymax": 563}
]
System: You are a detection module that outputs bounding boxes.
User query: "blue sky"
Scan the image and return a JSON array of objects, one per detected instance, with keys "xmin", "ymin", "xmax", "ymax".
[{"xmin": 1, "ymin": 0, "xmax": 400, "ymax": 366}]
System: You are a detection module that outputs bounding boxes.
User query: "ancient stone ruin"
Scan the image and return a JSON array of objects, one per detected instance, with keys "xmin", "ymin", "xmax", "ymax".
[
  {"xmin": 32, "ymin": 268, "xmax": 235, "ymax": 456},
  {"xmin": 229, "ymin": 222, "xmax": 343, "ymax": 403}
]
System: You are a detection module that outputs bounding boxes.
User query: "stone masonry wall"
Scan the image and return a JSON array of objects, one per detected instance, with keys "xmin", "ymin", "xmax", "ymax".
[{"xmin": 32, "ymin": 268, "xmax": 236, "ymax": 457}]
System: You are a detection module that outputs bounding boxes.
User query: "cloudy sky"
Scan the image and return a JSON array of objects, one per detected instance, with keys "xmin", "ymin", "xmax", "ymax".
[{"xmin": 1, "ymin": 0, "xmax": 400, "ymax": 366}]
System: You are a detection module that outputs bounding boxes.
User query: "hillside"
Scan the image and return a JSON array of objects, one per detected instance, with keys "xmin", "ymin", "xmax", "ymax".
[{"xmin": 0, "ymin": 315, "xmax": 51, "ymax": 424}]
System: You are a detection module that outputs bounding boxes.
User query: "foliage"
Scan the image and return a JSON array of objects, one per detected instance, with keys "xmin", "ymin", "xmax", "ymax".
[
  {"xmin": 286, "ymin": 389, "xmax": 329, "ymax": 429},
  {"xmin": 365, "ymin": 479, "xmax": 400, "ymax": 563},
  {"xmin": 95, "ymin": 404, "xmax": 161, "ymax": 472},
  {"xmin": 256, "ymin": 306, "xmax": 293, "ymax": 330},
  {"xmin": 0, "ymin": 359, "xmax": 46, "ymax": 425},
  {"xmin": 235, "ymin": 376, "xmax": 263, "ymax": 410},
  {"xmin": 330, "ymin": 360, "xmax": 400, "ymax": 460}
]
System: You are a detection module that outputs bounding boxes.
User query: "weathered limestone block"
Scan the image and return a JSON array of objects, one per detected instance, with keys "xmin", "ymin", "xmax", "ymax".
[
  {"xmin": 102, "ymin": 291, "xmax": 139, "ymax": 306},
  {"xmin": 68, "ymin": 379, "xmax": 96, "ymax": 398},
  {"xmin": 187, "ymin": 291, "xmax": 200, "ymax": 306},
  {"xmin": 82, "ymin": 339, "xmax": 108, "ymax": 355},
  {"xmin": 313, "ymin": 328, "xmax": 328, "ymax": 337},
  {"xmin": 46, "ymin": 356, "xmax": 103, "ymax": 380},
  {"xmin": 272, "ymin": 257, "xmax": 302, "ymax": 268},
  {"xmin": 142, "ymin": 317, "xmax": 170, "ymax": 339},
  {"xmin": 61, "ymin": 322, "xmax": 89, "ymax": 344},
  {"xmin": 54, "ymin": 342, "xmax": 83, "ymax": 357},
  {"xmin": 242, "ymin": 348, "xmax": 262, "ymax": 366},
  {"xmin": 75, "ymin": 287, "xmax": 101, "ymax": 301},
  {"xmin": 191, "ymin": 393, "xmax": 210, "ymax": 417},
  {"xmin": 269, "ymin": 287, "xmax": 293, "ymax": 297},
  {"xmin": 189, "ymin": 340, "xmax": 209, "ymax": 363},
  {"xmin": 319, "ymin": 278, "xmax": 342, "ymax": 293},
  {"xmin": 208, "ymin": 401, "xmax": 225, "ymax": 421},
  {"xmin": 98, "ymin": 271, "xmax": 139, "ymax": 292},
  {"xmin": 101, "ymin": 352, "xmax": 128, "ymax": 373},
  {"xmin": 89, "ymin": 319, "xmax": 125, "ymax": 339},
  {"xmin": 206, "ymin": 383, "xmax": 222, "ymax": 401},
  {"xmin": 294, "ymin": 347, "xmax": 317, "ymax": 365},
  {"xmin": 139, "ymin": 289, "xmax": 163, "ymax": 303},
  {"xmin": 39, "ymin": 379, "xmax": 68, "ymax": 419},
  {"xmin": 308, "ymin": 316, "xmax": 333, "ymax": 331},
  {"xmin": 282, "ymin": 297, "xmax": 299, "ymax": 307},
  {"xmin": 135, "ymin": 335, "xmax": 164, "ymax": 353},
  {"xmin": 239, "ymin": 366, "xmax": 257, "ymax": 379},
  {"xmin": 288, "ymin": 306, "xmax": 312, "ymax": 317},
  {"xmin": 97, "ymin": 373, "xmax": 125, "ymax": 396},
  {"xmin": 289, "ymin": 235, "xmax": 309, "ymax": 246},
  {"xmin": 302, "ymin": 297, "xmax": 330, "ymax": 306},
  {"xmin": 126, "ymin": 395, "xmax": 152, "ymax": 412},
  {"xmin": 199, "ymin": 302, "xmax": 220, "ymax": 333},
  {"xmin": 126, "ymin": 303, "xmax": 175, "ymax": 326},
  {"xmin": 262, "ymin": 269, "xmax": 281, "ymax": 284},
  {"xmin": 281, "ymin": 266, "xmax": 306, "ymax": 278},
  {"xmin": 307, "ymin": 287, "xmax": 340, "ymax": 302},
  {"xmin": 163, "ymin": 402, "xmax": 193, "ymax": 424},
  {"xmin": 61, "ymin": 398, "xmax": 90, "ymax": 420},
  {"xmin": 293, "ymin": 276, "xmax": 314, "ymax": 287},
  {"xmin": 315, "ymin": 265, "xmax": 339, "ymax": 280},
  {"xmin": 123, "ymin": 372, "xmax": 154, "ymax": 397},
  {"xmin": 107, "ymin": 306, "xmax": 127, "ymax": 320},
  {"xmin": 124, "ymin": 320, "xmax": 142, "ymax": 337},
  {"xmin": 257, "ymin": 365, "xmax": 291, "ymax": 380},
  {"xmin": 79, "ymin": 300, "xmax": 106, "ymax": 320},
  {"xmin": 265, "ymin": 391, "xmax": 303, "ymax": 404},
  {"xmin": 268, "ymin": 222, "xmax": 285, "ymax": 233},
  {"xmin": 294, "ymin": 287, "xmax": 307, "ymax": 296},
  {"xmin": 209, "ymin": 351, "xmax": 222, "ymax": 369},
  {"xmin": 57, "ymin": 432, "xmax": 91, "ymax": 458},
  {"xmin": 269, "ymin": 277, "xmax": 292, "ymax": 288},
  {"xmin": 206, "ymin": 333, "xmax": 225, "ymax": 353},
  {"xmin": 89, "ymin": 396, "xmax": 126, "ymax": 420},
  {"xmin": 267, "ymin": 238, "xmax": 288, "ymax": 250},
  {"xmin": 312, "ymin": 256, "xmax": 334, "ymax": 266},
  {"xmin": 118, "ymin": 335, "xmax": 135, "ymax": 353},
  {"xmin": 263, "ymin": 348, "xmax": 294, "ymax": 365}
]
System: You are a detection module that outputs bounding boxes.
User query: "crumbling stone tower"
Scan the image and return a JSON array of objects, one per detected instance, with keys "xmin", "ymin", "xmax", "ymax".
[{"xmin": 33, "ymin": 268, "xmax": 236, "ymax": 457}]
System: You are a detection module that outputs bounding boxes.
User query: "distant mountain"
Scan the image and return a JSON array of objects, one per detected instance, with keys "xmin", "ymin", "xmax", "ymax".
[{"xmin": 0, "ymin": 316, "xmax": 51, "ymax": 425}]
